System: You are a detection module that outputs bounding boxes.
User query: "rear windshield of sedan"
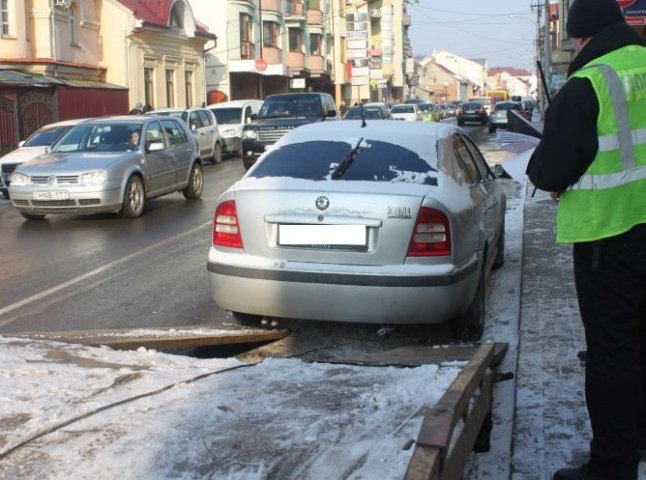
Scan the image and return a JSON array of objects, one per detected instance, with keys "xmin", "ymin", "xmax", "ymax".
[
  {"xmin": 343, "ymin": 108, "xmax": 383, "ymax": 119},
  {"xmin": 390, "ymin": 105, "xmax": 415, "ymax": 114},
  {"xmin": 495, "ymin": 102, "xmax": 522, "ymax": 111},
  {"xmin": 249, "ymin": 139, "xmax": 437, "ymax": 185},
  {"xmin": 461, "ymin": 103, "xmax": 484, "ymax": 110}
]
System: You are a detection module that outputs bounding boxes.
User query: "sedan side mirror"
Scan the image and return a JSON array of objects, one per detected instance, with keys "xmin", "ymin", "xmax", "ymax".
[
  {"xmin": 326, "ymin": 110, "xmax": 337, "ymax": 118},
  {"xmin": 249, "ymin": 113, "xmax": 257, "ymax": 121}
]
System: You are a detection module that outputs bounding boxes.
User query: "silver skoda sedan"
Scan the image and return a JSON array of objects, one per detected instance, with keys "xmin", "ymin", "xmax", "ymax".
[
  {"xmin": 9, "ymin": 116, "xmax": 204, "ymax": 220},
  {"xmin": 207, "ymin": 120, "xmax": 506, "ymax": 339}
]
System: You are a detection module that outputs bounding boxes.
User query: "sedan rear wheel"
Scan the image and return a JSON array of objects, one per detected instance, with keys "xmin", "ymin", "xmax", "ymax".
[
  {"xmin": 120, "ymin": 175, "xmax": 144, "ymax": 218},
  {"xmin": 182, "ymin": 162, "xmax": 203, "ymax": 199},
  {"xmin": 450, "ymin": 265, "xmax": 485, "ymax": 341}
]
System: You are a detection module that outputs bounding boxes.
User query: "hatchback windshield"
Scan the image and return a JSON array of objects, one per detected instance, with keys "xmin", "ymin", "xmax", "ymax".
[
  {"xmin": 23, "ymin": 126, "xmax": 75, "ymax": 147},
  {"xmin": 249, "ymin": 140, "xmax": 437, "ymax": 185},
  {"xmin": 211, "ymin": 108, "xmax": 241, "ymax": 125},
  {"xmin": 343, "ymin": 108, "xmax": 384, "ymax": 119},
  {"xmin": 53, "ymin": 123, "xmax": 144, "ymax": 153}
]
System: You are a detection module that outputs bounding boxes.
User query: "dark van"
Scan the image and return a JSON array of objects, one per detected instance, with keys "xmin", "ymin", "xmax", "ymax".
[{"xmin": 241, "ymin": 92, "xmax": 339, "ymax": 169}]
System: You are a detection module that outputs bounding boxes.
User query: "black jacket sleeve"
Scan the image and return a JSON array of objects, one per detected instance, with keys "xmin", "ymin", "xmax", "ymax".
[{"xmin": 526, "ymin": 77, "xmax": 599, "ymax": 192}]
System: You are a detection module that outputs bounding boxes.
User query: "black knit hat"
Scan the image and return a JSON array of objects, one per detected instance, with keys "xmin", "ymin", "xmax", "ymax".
[{"xmin": 566, "ymin": 0, "xmax": 626, "ymax": 38}]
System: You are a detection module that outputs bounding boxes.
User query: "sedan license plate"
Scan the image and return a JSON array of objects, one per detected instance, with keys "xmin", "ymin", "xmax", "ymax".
[
  {"xmin": 33, "ymin": 191, "xmax": 70, "ymax": 200},
  {"xmin": 279, "ymin": 224, "xmax": 366, "ymax": 247}
]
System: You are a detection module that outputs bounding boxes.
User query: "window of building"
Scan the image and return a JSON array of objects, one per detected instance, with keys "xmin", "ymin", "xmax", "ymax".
[
  {"xmin": 263, "ymin": 21, "xmax": 279, "ymax": 48},
  {"xmin": 310, "ymin": 33, "xmax": 322, "ymax": 56},
  {"xmin": 1, "ymin": 0, "xmax": 10, "ymax": 36},
  {"xmin": 144, "ymin": 67, "xmax": 154, "ymax": 107},
  {"xmin": 185, "ymin": 71, "xmax": 193, "ymax": 106},
  {"xmin": 289, "ymin": 28, "xmax": 303, "ymax": 53},
  {"xmin": 239, "ymin": 13, "xmax": 253, "ymax": 59},
  {"xmin": 69, "ymin": 3, "xmax": 79, "ymax": 46},
  {"xmin": 166, "ymin": 69, "xmax": 175, "ymax": 108},
  {"xmin": 170, "ymin": 6, "xmax": 182, "ymax": 28}
]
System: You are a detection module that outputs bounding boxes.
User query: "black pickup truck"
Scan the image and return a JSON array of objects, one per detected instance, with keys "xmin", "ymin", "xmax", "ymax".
[{"xmin": 241, "ymin": 92, "xmax": 340, "ymax": 169}]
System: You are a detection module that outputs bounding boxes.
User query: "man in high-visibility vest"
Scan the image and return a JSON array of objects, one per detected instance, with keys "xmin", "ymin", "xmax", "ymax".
[{"xmin": 527, "ymin": 0, "xmax": 646, "ymax": 478}]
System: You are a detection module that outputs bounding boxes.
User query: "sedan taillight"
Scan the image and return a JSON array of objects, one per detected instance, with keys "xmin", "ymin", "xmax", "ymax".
[
  {"xmin": 407, "ymin": 207, "xmax": 451, "ymax": 257},
  {"xmin": 213, "ymin": 200, "xmax": 243, "ymax": 248}
]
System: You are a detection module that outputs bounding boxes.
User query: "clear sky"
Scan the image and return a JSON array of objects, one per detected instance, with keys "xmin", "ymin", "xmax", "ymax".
[{"xmin": 408, "ymin": 0, "xmax": 538, "ymax": 70}]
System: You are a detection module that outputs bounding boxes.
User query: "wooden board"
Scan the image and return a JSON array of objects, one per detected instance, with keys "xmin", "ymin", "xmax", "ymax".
[{"xmin": 8, "ymin": 325, "xmax": 290, "ymax": 351}]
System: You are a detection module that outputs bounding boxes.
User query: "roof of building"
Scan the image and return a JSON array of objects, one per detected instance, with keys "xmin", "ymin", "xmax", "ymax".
[
  {"xmin": 489, "ymin": 67, "xmax": 533, "ymax": 77},
  {"xmin": 115, "ymin": 0, "xmax": 215, "ymax": 39}
]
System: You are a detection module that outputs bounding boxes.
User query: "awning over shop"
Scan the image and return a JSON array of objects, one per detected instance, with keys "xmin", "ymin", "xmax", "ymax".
[{"xmin": 0, "ymin": 70, "xmax": 126, "ymax": 90}]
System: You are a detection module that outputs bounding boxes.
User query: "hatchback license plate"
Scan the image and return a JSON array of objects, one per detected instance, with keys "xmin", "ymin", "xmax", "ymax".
[
  {"xmin": 33, "ymin": 191, "xmax": 69, "ymax": 200},
  {"xmin": 279, "ymin": 224, "xmax": 366, "ymax": 246}
]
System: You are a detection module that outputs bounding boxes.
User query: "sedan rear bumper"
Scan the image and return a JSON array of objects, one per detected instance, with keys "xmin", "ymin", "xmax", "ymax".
[{"xmin": 207, "ymin": 251, "xmax": 479, "ymax": 324}]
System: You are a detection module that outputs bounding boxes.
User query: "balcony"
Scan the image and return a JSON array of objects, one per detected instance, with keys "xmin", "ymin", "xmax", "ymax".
[
  {"xmin": 285, "ymin": 0, "xmax": 304, "ymax": 17},
  {"xmin": 261, "ymin": 0, "xmax": 282, "ymax": 13},
  {"xmin": 287, "ymin": 51, "xmax": 306, "ymax": 73},
  {"xmin": 240, "ymin": 41, "xmax": 255, "ymax": 60},
  {"xmin": 307, "ymin": 55, "xmax": 325, "ymax": 74},
  {"xmin": 307, "ymin": 8, "xmax": 323, "ymax": 25},
  {"xmin": 263, "ymin": 46, "xmax": 283, "ymax": 65}
]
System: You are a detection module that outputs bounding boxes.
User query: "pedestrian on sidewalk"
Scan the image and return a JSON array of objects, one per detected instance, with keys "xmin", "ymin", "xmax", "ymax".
[{"xmin": 526, "ymin": 0, "xmax": 646, "ymax": 479}]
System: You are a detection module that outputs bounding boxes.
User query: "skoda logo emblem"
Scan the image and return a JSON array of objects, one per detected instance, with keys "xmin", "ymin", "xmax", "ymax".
[
  {"xmin": 315, "ymin": 196, "xmax": 329, "ymax": 211},
  {"xmin": 48, "ymin": 176, "xmax": 56, "ymax": 185}
]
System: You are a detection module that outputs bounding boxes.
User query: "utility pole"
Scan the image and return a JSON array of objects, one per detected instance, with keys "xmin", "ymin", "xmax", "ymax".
[{"xmin": 531, "ymin": 1, "xmax": 546, "ymax": 115}]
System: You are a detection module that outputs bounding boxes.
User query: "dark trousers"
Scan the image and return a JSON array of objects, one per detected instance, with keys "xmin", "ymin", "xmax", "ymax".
[{"xmin": 573, "ymin": 224, "xmax": 646, "ymax": 479}]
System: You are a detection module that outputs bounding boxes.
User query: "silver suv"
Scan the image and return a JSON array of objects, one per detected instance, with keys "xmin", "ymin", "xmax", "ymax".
[{"xmin": 148, "ymin": 107, "xmax": 222, "ymax": 164}]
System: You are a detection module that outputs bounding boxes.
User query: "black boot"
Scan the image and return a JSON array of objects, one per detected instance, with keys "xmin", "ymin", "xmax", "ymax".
[{"xmin": 553, "ymin": 464, "xmax": 602, "ymax": 480}]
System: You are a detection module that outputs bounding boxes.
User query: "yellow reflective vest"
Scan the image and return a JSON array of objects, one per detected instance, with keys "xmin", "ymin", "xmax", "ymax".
[{"xmin": 556, "ymin": 45, "xmax": 646, "ymax": 243}]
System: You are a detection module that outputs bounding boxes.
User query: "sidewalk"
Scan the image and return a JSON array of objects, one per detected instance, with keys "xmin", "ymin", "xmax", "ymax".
[{"xmin": 509, "ymin": 186, "xmax": 644, "ymax": 479}]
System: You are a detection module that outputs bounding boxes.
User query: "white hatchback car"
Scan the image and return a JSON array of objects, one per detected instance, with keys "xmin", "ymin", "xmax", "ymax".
[
  {"xmin": 209, "ymin": 100, "xmax": 263, "ymax": 157},
  {"xmin": 389, "ymin": 104, "xmax": 422, "ymax": 122},
  {"xmin": 0, "ymin": 118, "xmax": 87, "ymax": 198},
  {"xmin": 149, "ymin": 107, "xmax": 222, "ymax": 164}
]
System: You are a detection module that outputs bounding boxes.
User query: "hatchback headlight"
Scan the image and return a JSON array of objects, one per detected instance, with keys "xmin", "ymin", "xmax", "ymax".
[
  {"xmin": 222, "ymin": 128, "xmax": 237, "ymax": 138},
  {"xmin": 243, "ymin": 130, "xmax": 257, "ymax": 140},
  {"xmin": 10, "ymin": 172, "xmax": 29, "ymax": 186},
  {"xmin": 78, "ymin": 170, "xmax": 107, "ymax": 186}
]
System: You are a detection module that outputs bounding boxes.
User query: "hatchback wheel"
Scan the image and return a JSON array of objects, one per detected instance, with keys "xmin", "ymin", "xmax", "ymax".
[
  {"xmin": 212, "ymin": 142, "xmax": 222, "ymax": 164},
  {"xmin": 182, "ymin": 162, "xmax": 203, "ymax": 199},
  {"xmin": 120, "ymin": 175, "xmax": 145, "ymax": 218}
]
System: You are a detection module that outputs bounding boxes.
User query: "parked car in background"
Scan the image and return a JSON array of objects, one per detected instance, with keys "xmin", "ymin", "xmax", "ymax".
[
  {"xmin": 488, "ymin": 101, "xmax": 524, "ymax": 133},
  {"xmin": 362, "ymin": 102, "xmax": 392, "ymax": 118},
  {"xmin": 0, "ymin": 119, "xmax": 87, "ymax": 199},
  {"xmin": 444, "ymin": 103, "xmax": 457, "ymax": 117},
  {"xmin": 9, "ymin": 116, "xmax": 203, "ymax": 220},
  {"xmin": 207, "ymin": 120, "xmax": 506, "ymax": 340},
  {"xmin": 457, "ymin": 102, "xmax": 488, "ymax": 126},
  {"xmin": 390, "ymin": 103, "xmax": 422, "ymax": 121},
  {"xmin": 343, "ymin": 106, "xmax": 387, "ymax": 120},
  {"xmin": 241, "ymin": 92, "xmax": 340, "ymax": 170},
  {"xmin": 148, "ymin": 106, "xmax": 222, "ymax": 164},
  {"xmin": 419, "ymin": 103, "xmax": 440, "ymax": 122},
  {"xmin": 404, "ymin": 97, "xmax": 425, "ymax": 105},
  {"xmin": 208, "ymin": 100, "xmax": 263, "ymax": 158}
]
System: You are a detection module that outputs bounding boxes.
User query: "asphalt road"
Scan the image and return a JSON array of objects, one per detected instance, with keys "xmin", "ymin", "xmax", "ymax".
[{"xmin": 0, "ymin": 120, "xmax": 508, "ymax": 340}]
